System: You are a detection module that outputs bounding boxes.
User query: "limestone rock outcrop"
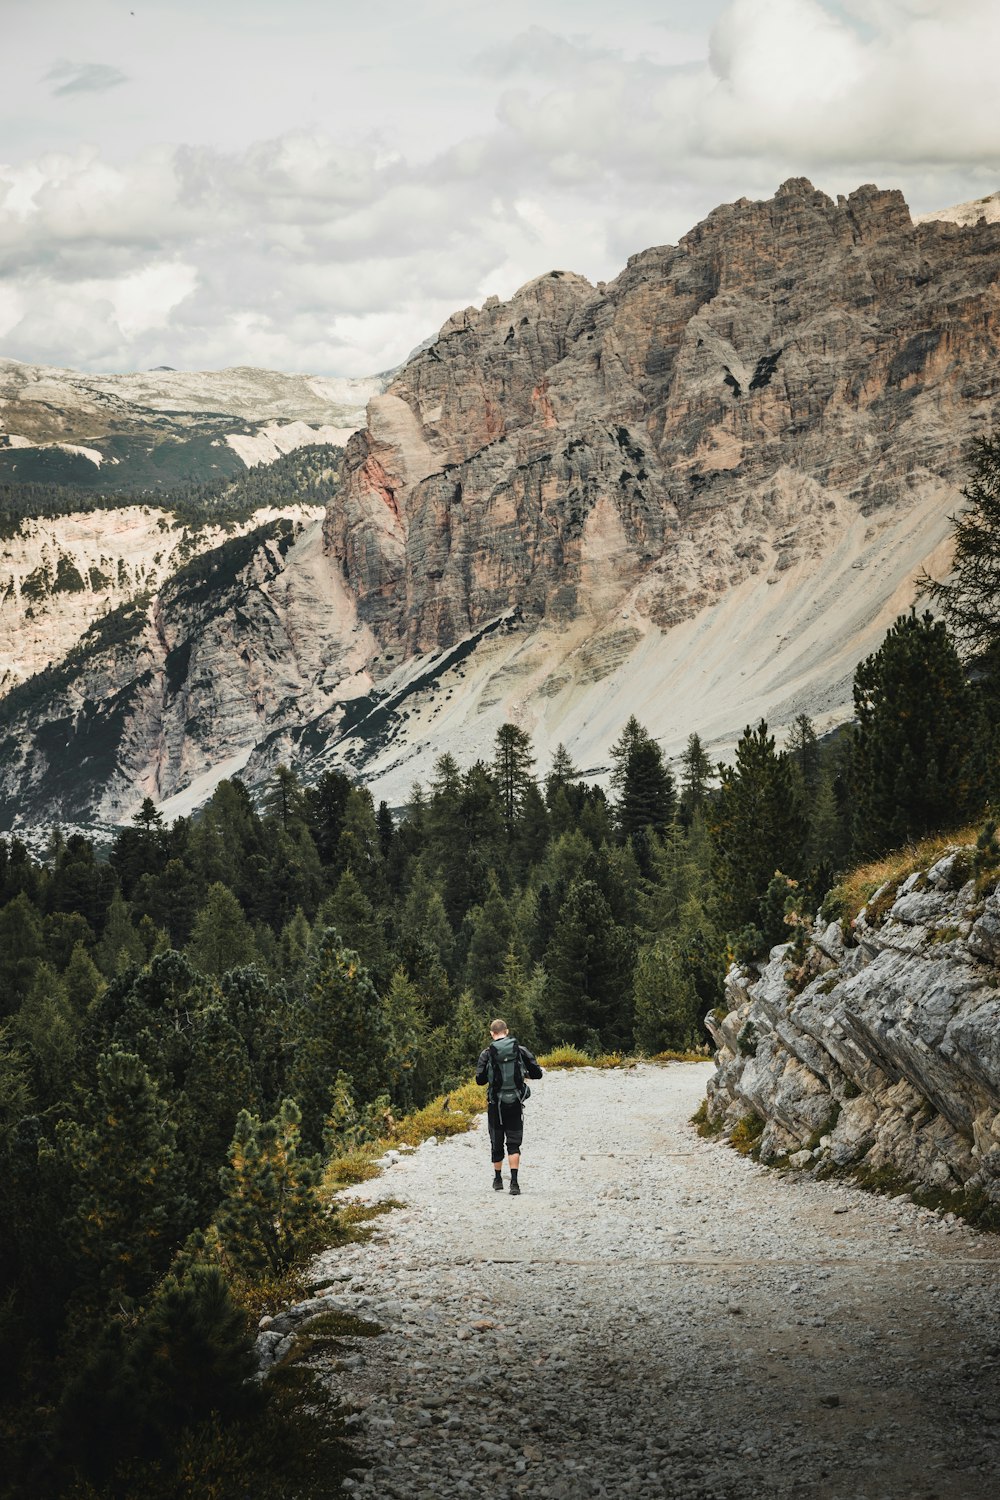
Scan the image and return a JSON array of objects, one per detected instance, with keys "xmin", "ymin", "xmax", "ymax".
[
  {"xmin": 706, "ymin": 853, "xmax": 1000, "ymax": 1202},
  {"xmin": 330, "ymin": 179, "xmax": 1000, "ymax": 678},
  {"xmin": 0, "ymin": 515, "xmax": 375, "ymax": 831}
]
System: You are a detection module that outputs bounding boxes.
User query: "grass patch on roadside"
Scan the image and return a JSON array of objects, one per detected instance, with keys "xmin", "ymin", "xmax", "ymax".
[
  {"xmin": 651, "ymin": 1048, "xmax": 712, "ymax": 1063},
  {"xmin": 388, "ymin": 1080, "xmax": 483, "ymax": 1146},
  {"xmin": 730, "ymin": 1112, "xmax": 765, "ymax": 1156},
  {"xmin": 321, "ymin": 1082, "xmax": 484, "ymax": 1198},
  {"xmin": 818, "ymin": 1160, "xmax": 1000, "ymax": 1232},
  {"xmin": 691, "ymin": 1098, "xmax": 726, "ymax": 1138},
  {"xmin": 538, "ymin": 1044, "xmax": 594, "ymax": 1068}
]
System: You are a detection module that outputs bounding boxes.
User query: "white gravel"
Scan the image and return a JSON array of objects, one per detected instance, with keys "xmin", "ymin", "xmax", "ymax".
[{"xmin": 300, "ymin": 1063, "xmax": 1000, "ymax": 1499}]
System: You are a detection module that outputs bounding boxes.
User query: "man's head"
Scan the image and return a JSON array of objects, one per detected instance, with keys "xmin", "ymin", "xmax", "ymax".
[{"xmin": 489, "ymin": 1019, "xmax": 509, "ymax": 1038}]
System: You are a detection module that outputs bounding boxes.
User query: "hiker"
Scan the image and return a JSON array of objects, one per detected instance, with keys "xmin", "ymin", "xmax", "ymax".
[{"xmin": 475, "ymin": 1018, "xmax": 543, "ymax": 1195}]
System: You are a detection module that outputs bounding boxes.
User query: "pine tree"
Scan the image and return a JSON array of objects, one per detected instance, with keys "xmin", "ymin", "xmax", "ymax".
[
  {"xmin": 381, "ymin": 968, "xmax": 427, "ymax": 1112},
  {"xmin": 175, "ymin": 1001, "xmax": 256, "ymax": 1217},
  {"xmin": 495, "ymin": 945, "xmax": 537, "ymax": 1044},
  {"xmin": 708, "ymin": 720, "xmax": 806, "ymax": 934},
  {"xmin": 303, "ymin": 768, "xmax": 352, "ymax": 867},
  {"xmin": 446, "ymin": 989, "xmax": 491, "ymax": 1083},
  {"xmin": 96, "ymin": 886, "xmax": 145, "ymax": 977},
  {"xmin": 264, "ymin": 764, "xmax": 304, "ymax": 829},
  {"xmin": 463, "ymin": 875, "xmax": 517, "ymax": 1009},
  {"xmin": 132, "ymin": 856, "xmax": 203, "ymax": 946},
  {"xmin": 611, "ymin": 720, "xmax": 676, "ymax": 846},
  {"xmin": 130, "ymin": 1261, "xmax": 258, "ymax": 1428},
  {"xmin": 545, "ymin": 743, "xmax": 578, "ymax": 802},
  {"xmin": 216, "ymin": 1099, "xmax": 324, "ymax": 1276},
  {"xmin": 924, "ymin": 433, "xmax": 1000, "ymax": 668},
  {"xmin": 0, "ymin": 893, "xmax": 45, "ymax": 1013},
  {"xmin": 787, "ymin": 713, "xmax": 821, "ymax": 795},
  {"xmin": 852, "ymin": 611, "xmax": 982, "ymax": 854},
  {"xmin": 493, "ymin": 722, "xmax": 536, "ymax": 825},
  {"xmin": 289, "ymin": 930, "xmax": 389, "ymax": 1145},
  {"xmin": 609, "ymin": 716, "xmax": 647, "ymax": 794},
  {"xmin": 186, "ymin": 882, "xmax": 258, "ymax": 976},
  {"xmin": 543, "ymin": 878, "xmax": 635, "ymax": 1051},
  {"xmin": 633, "ymin": 940, "xmax": 700, "ymax": 1054},
  {"xmin": 12, "ymin": 963, "xmax": 78, "ymax": 1104},
  {"xmin": 678, "ymin": 733, "xmax": 712, "ymax": 823},
  {"xmin": 316, "ymin": 866, "xmax": 389, "ymax": 984},
  {"xmin": 60, "ymin": 1051, "xmax": 193, "ymax": 1304},
  {"xmin": 376, "ymin": 800, "xmax": 395, "ymax": 860},
  {"xmin": 278, "ymin": 905, "xmax": 313, "ymax": 976}
]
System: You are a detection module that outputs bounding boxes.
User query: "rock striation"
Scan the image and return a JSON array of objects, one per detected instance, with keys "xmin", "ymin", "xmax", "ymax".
[
  {"xmin": 0, "ymin": 504, "xmax": 321, "ymax": 696},
  {"xmin": 706, "ymin": 852, "xmax": 1000, "ymax": 1203}
]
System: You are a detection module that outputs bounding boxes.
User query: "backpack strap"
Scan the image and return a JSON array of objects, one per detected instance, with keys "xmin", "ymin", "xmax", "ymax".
[{"xmin": 487, "ymin": 1042, "xmax": 501, "ymax": 1104}]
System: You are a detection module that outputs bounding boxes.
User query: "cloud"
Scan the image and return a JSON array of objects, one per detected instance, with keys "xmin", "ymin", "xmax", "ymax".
[
  {"xmin": 3, "ymin": 2, "xmax": 1000, "ymax": 376},
  {"xmin": 44, "ymin": 60, "xmax": 129, "ymax": 96}
]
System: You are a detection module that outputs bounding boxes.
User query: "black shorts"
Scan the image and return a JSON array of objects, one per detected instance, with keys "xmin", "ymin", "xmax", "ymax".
[{"xmin": 488, "ymin": 1099, "xmax": 523, "ymax": 1161}]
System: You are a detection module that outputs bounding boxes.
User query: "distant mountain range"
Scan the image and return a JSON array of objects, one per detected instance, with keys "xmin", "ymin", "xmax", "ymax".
[
  {"xmin": 1, "ymin": 179, "xmax": 999, "ymax": 834},
  {"xmin": 0, "ymin": 359, "xmax": 388, "ymax": 489}
]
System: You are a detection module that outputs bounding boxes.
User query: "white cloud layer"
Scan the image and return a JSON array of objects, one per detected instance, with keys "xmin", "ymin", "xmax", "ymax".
[{"xmin": 2, "ymin": 0, "xmax": 999, "ymax": 375}]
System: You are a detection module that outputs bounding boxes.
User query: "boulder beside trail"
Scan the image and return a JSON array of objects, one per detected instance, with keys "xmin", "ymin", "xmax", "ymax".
[{"xmin": 707, "ymin": 852, "xmax": 1000, "ymax": 1200}]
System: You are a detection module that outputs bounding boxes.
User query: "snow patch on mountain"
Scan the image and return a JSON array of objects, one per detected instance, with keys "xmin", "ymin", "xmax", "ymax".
[{"xmin": 55, "ymin": 443, "xmax": 106, "ymax": 466}]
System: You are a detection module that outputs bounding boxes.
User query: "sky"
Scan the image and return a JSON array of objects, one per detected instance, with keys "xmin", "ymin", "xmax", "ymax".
[{"xmin": 2, "ymin": 0, "xmax": 999, "ymax": 377}]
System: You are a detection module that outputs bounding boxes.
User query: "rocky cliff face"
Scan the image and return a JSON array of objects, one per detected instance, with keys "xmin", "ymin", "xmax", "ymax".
[
  {"xmin": 331, "ymin": 179, "xmax": 1000, "ymax": 672},
  {"xmin": 0, "ymin": 513, "xmax": 373, "ymax": 831},
  {"xmin": 706, "ymin": 852, "xmax": 1000, "ymax": 1204},
  {"xmin": 0, "ymin": 504, "xmax": 321, "ymax": 696},
  {"xmin": 4, "ymin": 178, "xmax": 1000, "ymax": 825}
]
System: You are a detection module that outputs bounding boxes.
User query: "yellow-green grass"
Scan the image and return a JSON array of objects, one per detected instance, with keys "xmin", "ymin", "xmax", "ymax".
[
  {"xmin": 321, "ymin": 1081, "xmax": 484, "ymax": 1197},
  {"xmin": 823, "ymin": 824, "xmax": 981, "ymax": 927}
]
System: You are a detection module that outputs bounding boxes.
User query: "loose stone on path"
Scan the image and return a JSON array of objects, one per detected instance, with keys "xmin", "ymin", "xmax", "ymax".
[{"xmin": 296, "ymin": 1064, "xmax": 1000, "ymax": 1499}]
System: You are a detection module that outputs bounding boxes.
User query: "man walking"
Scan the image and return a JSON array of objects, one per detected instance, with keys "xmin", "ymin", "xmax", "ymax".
[{"xmin": 475, "ymin": 1018, "xmax": 543, "ymax": 1195}]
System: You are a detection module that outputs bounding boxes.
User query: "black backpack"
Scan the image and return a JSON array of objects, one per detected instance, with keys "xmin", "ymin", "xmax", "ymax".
[{"xmin": 488, "ymin": 1036, "xmax": 530, "ymax": 1106}]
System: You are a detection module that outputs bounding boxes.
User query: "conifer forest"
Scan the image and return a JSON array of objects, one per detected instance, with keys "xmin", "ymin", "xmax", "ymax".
[{"xmin": 1, "ymin": 440, "xmax": 1000, "ymax": 1495}]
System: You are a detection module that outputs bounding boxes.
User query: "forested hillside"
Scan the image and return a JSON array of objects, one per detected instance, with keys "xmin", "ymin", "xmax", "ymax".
[
  {"xmin": 0, "ymin": 443, "xmax": 342, "ymax": 538},
  {"xmin": 1, "ymin": 441, "xmax": 999, "ymax": 1495}
]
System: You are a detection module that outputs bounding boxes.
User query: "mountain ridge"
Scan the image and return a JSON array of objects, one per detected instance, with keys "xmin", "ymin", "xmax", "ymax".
[{"xmin": 3, "ymin": 177, "xmax": 1000, "ymax": 829}]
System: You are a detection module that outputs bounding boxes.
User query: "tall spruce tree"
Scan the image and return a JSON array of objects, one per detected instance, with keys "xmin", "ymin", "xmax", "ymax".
[
  {"xmin": 493, "ymin": 722, "xmax": 536, "ymax": 826},
  {"xmin": 708, "ymin": 720, "xmax": 806, "ymax": 934},
  {"xmin": 543, "ymin": 877, "xmax": 635, "ymax": 1051},
  {"xmin": 678, "ymin": 732, "xmax": 712, "ymax": 823},
  {"xmin": 852, "ymin": 611, "xmax": 982, "ymax": 854},
  {"xmin": 610, "ymin": 718, "xmax": 676, "ymax": 845},
  {"xmin": 289, "ymin": 930, "xmax": 389, "ymax": 1145},
  {"xmin": 924, "ymin": 433, "xmax": 1000, "ymax": 670}
]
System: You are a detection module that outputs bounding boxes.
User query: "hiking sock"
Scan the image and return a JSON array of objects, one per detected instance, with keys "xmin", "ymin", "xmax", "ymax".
[
  {"xmin": 493, "ymin": 1170, "xmax": 504, "ymax": 1191},
  {"xmin": 509, "ymin": 1168, "xmax": 520, "ymax": 1195}
]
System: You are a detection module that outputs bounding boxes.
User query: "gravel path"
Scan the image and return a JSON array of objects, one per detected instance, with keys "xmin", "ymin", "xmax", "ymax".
[{"xmin": 304, "ymin": 1063, "xmax": 1000, "ymax": 1499}]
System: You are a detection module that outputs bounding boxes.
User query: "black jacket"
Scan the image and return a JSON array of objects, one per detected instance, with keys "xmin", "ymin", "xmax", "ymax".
[{"xmin": 476, "ymin": 1040, "xmax": 543, "ymax": 1092}]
